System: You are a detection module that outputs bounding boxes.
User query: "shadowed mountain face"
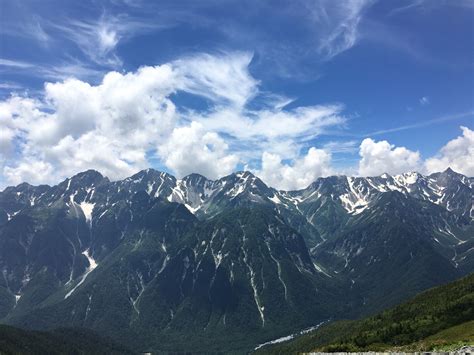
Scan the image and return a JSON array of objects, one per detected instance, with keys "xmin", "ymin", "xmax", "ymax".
[
  {"xmin": 0, "ymin": 168, "xmax": 472, "ymax": 352},
  {"xmin": 0, "ymin": 324, "xmax": 133, "ymax": 354}
]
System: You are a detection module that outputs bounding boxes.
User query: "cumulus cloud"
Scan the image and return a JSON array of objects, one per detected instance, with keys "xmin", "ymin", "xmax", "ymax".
[
  {"xmin": 3, "ymin": 160, "xmax": 54, "ymax": 187},
  {"xmin": 0, "ymin": 128, "xmax": 15, "ymax": 161},
  {"xmin": 158, "ymin": 122, "xmax": 239, "ymax": 179},
  {"xmin": 256, "ymin": 148, "xmax": 333, "ymax": 190},
  {"xmin": 0, "ymin": 63, "xmax": 178, "ymax": 185},
  {"xmin": 7, "ymin": 50, "xmax": 469, "ymax": 190},
  {"xmin": 0, "ymin": 51, "xmax": 345, "ymax": 187},
  {"xmin": 0, "ymin": 96, "xmax": 45, "ymax": 161},
  {"xmin": 425, "ymin": 126, "xmax": 474, "ymax": 176},
  {"xmin": 1, "ymin": 53, "xmax": 471, "ymax": 190},
  {"xmin": 357, "ymin": 128, "xmax": 474, "ymax": 178},
  {"xmin": 358, "ymin": 138, "xmax": 421, "ymax": 176}
]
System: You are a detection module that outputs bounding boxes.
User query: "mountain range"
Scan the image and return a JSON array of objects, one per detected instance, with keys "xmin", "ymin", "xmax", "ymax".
[{"xmin": 0, "ymin": 167, "xmax": 472, "ymax": 352}]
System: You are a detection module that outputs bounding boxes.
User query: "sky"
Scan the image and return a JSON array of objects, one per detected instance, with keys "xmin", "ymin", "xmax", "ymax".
[{"xmin": 0, "ymin": 0, "xmax": 473, "ymax": 190}]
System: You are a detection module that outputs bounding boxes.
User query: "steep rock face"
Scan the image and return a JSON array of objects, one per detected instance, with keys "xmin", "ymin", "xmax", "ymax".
[
  {"xmin": 132, "ymin": 207, "xmax": 338, "ymax": 351},
  {"xmin": 3, "ymin": 205, "xmax": 338, "ymax": 352},
  {"xmin": 314, "ymin": 192, "xmax": 461, "ymax": 315},
  {"xmin": 0, "ymin": 167, "xmax": 472, "ymax": 352}
]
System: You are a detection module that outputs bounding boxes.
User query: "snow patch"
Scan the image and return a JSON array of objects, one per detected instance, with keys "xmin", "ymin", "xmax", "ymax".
[
  {"xmin": 64, "ymin": 249, "xmax": 98, "ymax": 299},
  {"xmin": 313, "ymin": 262, "xmax": 332, "ymax": 278},
  {"xmin": 269, "ymin": 194, "xmax": 283, "ymax": 204},
  {"xmin": 254, "ymin": 320, "xmax": 328, "ymax": 350},
  {"xmin": 79, "ymin": 202, "xmax": 95, "ymax": 226},
  {"xmin": 184, "ymin": 203, "xmax": 200, "ymax": 214}
]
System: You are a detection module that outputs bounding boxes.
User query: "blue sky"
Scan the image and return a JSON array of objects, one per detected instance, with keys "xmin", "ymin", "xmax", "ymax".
[{"xmin": 0, "ymin": 0, "xmax": 473, "ymax": 189}]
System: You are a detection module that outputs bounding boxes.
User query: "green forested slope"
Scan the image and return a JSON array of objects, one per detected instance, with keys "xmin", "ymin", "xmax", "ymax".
[
  {"xmin": 257, "ymin": 273, "xmax": 474, "ymax": 353},
  {"xmin": 0, "ymin": 325, "xmax": 133, "ymax": 354}
]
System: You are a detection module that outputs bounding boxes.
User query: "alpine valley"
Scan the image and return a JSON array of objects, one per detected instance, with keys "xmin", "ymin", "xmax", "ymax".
[{"xmin": 0, "ymin": 167, "xmax": 472, "ymax": 352}]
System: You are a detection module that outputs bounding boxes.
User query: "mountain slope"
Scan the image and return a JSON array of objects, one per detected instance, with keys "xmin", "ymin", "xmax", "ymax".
[
  {"xmin": 4, "ymin": 206, "xmax": 341, "ymax": 352},
  {"xmin": 313, "ymin": 191, "xmax": 461, "ymax": 315},
  {"xmin": 0, "ymin": 167, "xmax": 472, "ymax": 352},
  {"xmin": 0, "ymin": 325, "xmax": 133, "ymax": 354},
  {"xmin": 256, "ymin": 272, "xmax": 474, "ymax": 353}
]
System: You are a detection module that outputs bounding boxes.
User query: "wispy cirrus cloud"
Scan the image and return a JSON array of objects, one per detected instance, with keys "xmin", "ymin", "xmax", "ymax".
[
  {"xmin": 0, "ymin": 15, "xmax": 51, "ymax": 47},
  {"xmin": 309, "ymin": 0, "xmax": 376, "ymax": 60},
  {"xmin": 323, "ymin": 140, "xmax": 359, "ymax": 154},
  {"xmin": 365, "ymin": 111, "xmax": 474, "ymax": 136},
  {"xmin": 389, "ymin": 0, "xmax": 474, "ymax": 16},
  {"xmin": 51, "ymin": 16, "xmax": 124, "ymax": 67},
  {"xmin": 388, "ymin": 0, "xmax": 426, "ymax": 16},
  {"xmin": 419, "ymin": 96, "xmax": 430, "ymax": 105},
  {"xmin": 0, "ymin": 82, "xmax": 23, "ymax": 90},
  {"xmin": 1, "ymin": 0, "xmax": 377, "ymax": 86},
  {"xmin": 0, "ymin": 58, "xmax": 35, "ymax": 69},
  {"xmin": 21, "ymin": 18, "xmax": 51, "ymax": 46},
  {"xmin": 0, "ymin": 57, "xmax": 104, "ymax": 82},
  {"xmin": 50, "ymin": 12, "xmax": 175, "ymax": 67}
]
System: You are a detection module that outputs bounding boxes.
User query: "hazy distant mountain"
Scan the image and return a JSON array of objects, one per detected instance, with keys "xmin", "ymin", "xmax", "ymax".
[{"xmin": 0, "ymin": 168, "xmax": 472, "ymax": 352}]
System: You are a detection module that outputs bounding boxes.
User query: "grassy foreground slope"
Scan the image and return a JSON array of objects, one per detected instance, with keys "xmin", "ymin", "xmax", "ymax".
[
  {"xmin": 257, "ymin": 273, "xmax": 474, "ymax": 353},
  {"xmin": 391, "ymin": 320, "xmax": 474, "ymax": 352},
  {"xmin": 0, "ymin": 325, "xmax": 134, "ymax": 354}
]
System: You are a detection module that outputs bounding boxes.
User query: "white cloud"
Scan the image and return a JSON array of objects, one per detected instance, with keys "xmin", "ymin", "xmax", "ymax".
[
  {"xmin": 0, "ymin": 95, "xmax": 46, "ymax": 160},
  {"xmin": 366, "ymin": 111, "xmax": 473, "ymax": 136},
  {"xmin": 0, "ymin": 58, "xmax": 35, "ymax": 69},
  {"xmin": 23, "ymin": 19, "xmax": 50, "ymax": 46},
  {"xmin": 3, "ymin": 160, "xmax": 54, "ymax": 186},
  {"xmin": 0, "ymin": 63, "xmax": 180, "ymax": 185},
  {"xmin": 2, "ymin": 50, "xmax": 471, "ymax": 190},
  {"xmin": 389, "ymin": 0, "xmax": 474, "ymax": 16},
  {"xmin": 97, "ymin": 24, "xmax": 119, "ymax": 55},
  {"xmin": 0, "ymin": 57, "xmax": 104, "ymax": 82},
  {"xmin": 0, "ymin": 82, "xmax": 23, "ymax": 90},
  {"xmin": 358, "ymin": 138, "xmax": 421, "ymax": 176},
  {"xmin": 256, "ymin": 148, "xmax": 333, "ymax": 190},
  {"xmin": 323, "ymin": 140, "xmax": 358, "ymax": 154},
  {"xmin": 311, "ymin": 0, "xmax": 375, "ymax": 60},
  {"xmin": 389, "ymin": 0, "xmax": 426, "ymax": 16},
  {"xmin": 419, "ymin": 96, "xmax": 430, "ymax": 105},
  {"xmin": 192, "ymin": 104, "xmax": 345, "ymax": 162},
  {"xmin": 53, "ymin": 14, "xmax": 164, "ymax": 67},
  {"xmin": 174, "ymin": 52, "xmax": 258, "ymax": 108},
  {"xmin": 358, "ymin": 127, "xmax": 474, "ymax": 178},
  {"xmin": 425, "ymin": 126, "xmax": 474, "ymax": 177},
  {"xmin": 158, "ymin": 122, "xmax": 239, "ymax": 179},
  {"xmin": 0, "ymin": 51, "xmax": 345, "ymax": 187},
  {"xmin": 0, "ymin": 128, "xmax": 15, "ymax": 161},
  {"xmin": 54, "ymin": 17, "xmax": 123, "ymax": 67}
]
